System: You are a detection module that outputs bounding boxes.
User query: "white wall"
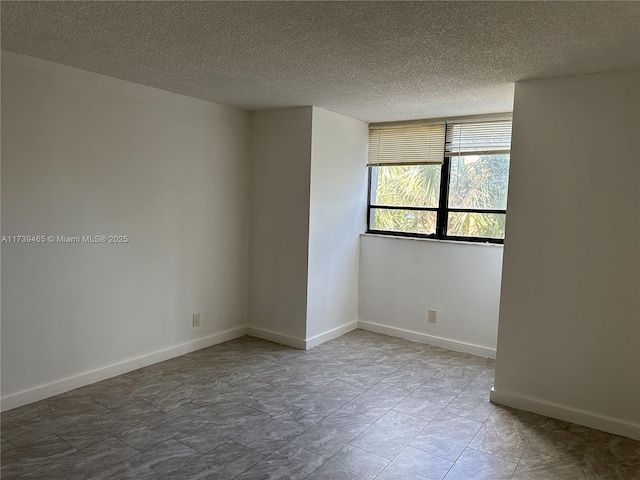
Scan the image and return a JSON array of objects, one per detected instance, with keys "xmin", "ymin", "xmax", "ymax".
[
  {"xmin": 1, "ymin": 52, "xmax": 251, "ymax": 408},
  {"xmin": 248, "ymin": 107, "xmax": 313, "ymax": 346},
  {"xmin": 358, "ymin": 235, "xmax": 503, "ymax": 357},
  {"xmin": 493, "ymin": 69, "xmax": 640, "ymax": 440},
  {"xmin": 306, "ymin": 108, "xmax": 368, "ymax": 344}
]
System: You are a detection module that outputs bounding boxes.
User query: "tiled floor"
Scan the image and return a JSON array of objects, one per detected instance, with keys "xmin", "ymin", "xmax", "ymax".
[{"xmin": 2, "ymin": 330, "xmax": 639, "ymax": 479}]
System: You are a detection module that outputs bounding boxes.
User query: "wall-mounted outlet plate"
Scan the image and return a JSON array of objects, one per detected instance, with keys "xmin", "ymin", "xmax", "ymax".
[
  {"xmin": 192, "ymin": 313, "xmax": 201, "ymax": 327},
  {"xmin": 428, "ymin": 309, "xmax": 437, "ymax": 323}
]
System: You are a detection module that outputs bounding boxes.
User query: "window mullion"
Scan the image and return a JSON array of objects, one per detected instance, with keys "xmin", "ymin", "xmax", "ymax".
[{"xmin": 436, "ymin": 155, "xmax": 451, "ymax": 238}]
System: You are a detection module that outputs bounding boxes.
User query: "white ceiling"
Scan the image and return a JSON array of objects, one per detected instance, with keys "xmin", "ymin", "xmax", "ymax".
[{"xmin": 2, "ymin": 1, "xmax": 639, "ymax": 122}]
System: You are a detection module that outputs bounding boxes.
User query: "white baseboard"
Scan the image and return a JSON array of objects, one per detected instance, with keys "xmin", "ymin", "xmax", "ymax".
[
  {"xmin": 305, "ymin": 321, "xmax": 358, "ymax": 349},
  {"xmin": 246, "ymin": 326, "xmax": 306, "ymax": 350},
  {"xmin": 490, "ymin": 387, "xmax": 640, "ymax": 441},
  {"xmin": 1, "ymin": 326, "xmax": 247, "ymax": 412},
  {"xmin": 357, "ymin": 320, "xmax": 496, "ymax": 359}
]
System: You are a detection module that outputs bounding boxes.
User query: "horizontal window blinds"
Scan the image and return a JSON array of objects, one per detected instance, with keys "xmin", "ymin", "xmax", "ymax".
[
  {"xmin": 445, "ymin": 120, "xmax": 512, "ymax": 157},
  {"xmin": 368, "ymin": 124, "xmax": 446, "ymax": 166}
]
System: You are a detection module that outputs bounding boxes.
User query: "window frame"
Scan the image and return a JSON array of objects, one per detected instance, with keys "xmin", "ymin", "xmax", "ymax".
[{"xmin": 366, "ymin": 120, "xmax": 510, "ymax": 244}]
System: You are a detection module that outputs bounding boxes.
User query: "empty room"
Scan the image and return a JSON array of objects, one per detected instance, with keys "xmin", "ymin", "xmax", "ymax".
[{"xmin": 1, "ymin": 1, "xmax": 639, "ymax": 479}]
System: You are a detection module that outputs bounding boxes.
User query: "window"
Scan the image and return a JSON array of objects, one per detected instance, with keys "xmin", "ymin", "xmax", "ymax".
[{"xmin": 367, "ymin": 118, "xmax": 512, "ymax": 243}]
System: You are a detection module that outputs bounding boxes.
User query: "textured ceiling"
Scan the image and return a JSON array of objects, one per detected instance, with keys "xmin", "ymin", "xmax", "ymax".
[{"xmin": 2, "ymin": 1, "xmax": 639, "ymax": 122}]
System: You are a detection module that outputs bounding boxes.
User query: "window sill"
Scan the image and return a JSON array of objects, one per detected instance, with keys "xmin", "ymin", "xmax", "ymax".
[{"xmin": 361, "ymin": 233, "xmax": 505, "ymax": 248}]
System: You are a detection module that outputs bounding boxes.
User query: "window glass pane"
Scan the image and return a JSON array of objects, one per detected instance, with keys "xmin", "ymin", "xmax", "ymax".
[
  {"xmin": 447, "ymin": 212, "xmax": 506, "ymax": 239},
  {"xmin": 370, "ymin": 208, "xmax": 437, "ymax": 235},
  {"xmin": 371, "ymin": 165, "xmax": 441, "ymax": 208},
  {"xmin": 448, "ymin": 155, "xmax": 509, "ymax": 210}
]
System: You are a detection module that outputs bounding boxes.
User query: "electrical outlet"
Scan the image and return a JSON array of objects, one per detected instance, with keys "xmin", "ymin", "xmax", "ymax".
[
  {"xmin": 428, "ymin": 309, "xmax": 437, "ymax": 323},
  {"xmin": 192, "ymin": 313, "xmax": 201, "ymax": 327}
]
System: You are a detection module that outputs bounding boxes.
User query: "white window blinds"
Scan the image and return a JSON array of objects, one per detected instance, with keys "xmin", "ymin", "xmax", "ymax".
[
  {"xmin": 368, "ymin": 124, "xmax": 446, "ymax": 166},
  {"xmin": 445, "ymin": 120, "xmax": 512, "ymax": 157}
]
